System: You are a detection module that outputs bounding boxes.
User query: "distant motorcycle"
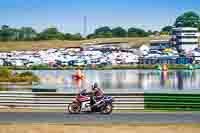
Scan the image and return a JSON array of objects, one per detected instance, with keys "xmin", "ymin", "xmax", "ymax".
[{"xmin": 68, "ymin": 89, "xmax": 113, "ymax": 114}]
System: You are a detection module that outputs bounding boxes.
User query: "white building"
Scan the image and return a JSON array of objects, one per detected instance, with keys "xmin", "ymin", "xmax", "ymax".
[
  {"xmin": 172, "ymin": 27, "xmax": 200, "ymax": 51},
  {"xmin": 150, "ymin": 40, "xmax": 171, "ymax": 50}
]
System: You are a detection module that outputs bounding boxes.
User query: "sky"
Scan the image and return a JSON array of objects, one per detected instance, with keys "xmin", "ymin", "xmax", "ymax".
[{"xmin": 0, "ymin": 0, "xmax": 200, "ymax": 34}]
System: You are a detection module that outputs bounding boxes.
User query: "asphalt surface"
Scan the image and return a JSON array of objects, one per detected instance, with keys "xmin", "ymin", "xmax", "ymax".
[{"xmin": 0, "ymin": 112, "xmax": 200, "ymax": 124}]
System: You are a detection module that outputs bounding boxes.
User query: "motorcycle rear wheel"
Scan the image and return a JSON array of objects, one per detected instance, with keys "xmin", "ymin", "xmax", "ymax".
[{"xmin": 68, "ymin": 103, "xmax": 81, "ymax": 114}]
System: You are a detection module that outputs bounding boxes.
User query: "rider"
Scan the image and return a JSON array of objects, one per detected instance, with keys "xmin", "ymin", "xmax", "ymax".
[{"xmin": 90, "ymin": 83, "xmax": 104, "ymax": 106}]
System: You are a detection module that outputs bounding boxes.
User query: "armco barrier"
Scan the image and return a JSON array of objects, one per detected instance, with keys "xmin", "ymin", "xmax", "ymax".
[
  {"xmin": 0, "ymin": 92, "xmax": 145, "ymax": 110},
  {"xmin": 144, "ymin": 93, "xmax": 200, "ymax": 111},
  {"xmin": 0, "ymin": 92, "xmax": 200, "ymax": 111}
]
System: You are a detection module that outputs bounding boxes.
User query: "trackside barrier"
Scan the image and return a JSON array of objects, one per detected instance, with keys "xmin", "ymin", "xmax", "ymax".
[
  {"xmin": 144, "ymin": 93, "xmax": 200, "ymax": 111},
  {"xmin": 0, "ymin": 92, "xmax": 200, "ymax": 111},
  {"xmin": 0, "ymin": 92, "xmax": 145, "ymax": 110}
]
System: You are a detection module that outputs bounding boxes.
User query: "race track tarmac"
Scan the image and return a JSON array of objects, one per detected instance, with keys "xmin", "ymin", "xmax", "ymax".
[{"xmin": 0, "ymin": 112, "xmax": 200, "ymax": 124}]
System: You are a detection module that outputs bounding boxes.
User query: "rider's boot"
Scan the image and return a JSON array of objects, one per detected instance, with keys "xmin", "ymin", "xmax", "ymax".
[{"xmin": 91, "ymin": 101, "xmax": 96, "ymax": 109}]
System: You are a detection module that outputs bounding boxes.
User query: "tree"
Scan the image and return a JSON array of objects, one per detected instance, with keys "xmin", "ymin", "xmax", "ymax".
[
  {"xmin": 39, "ymin": 27, "xmax": 64, "ymax": 40},
  {"xmin": 161, "ymin": 26, "xmax": 173, "ymax": 32},
  {"xmin": 64, "ymin": 33, "xmax": 83, "ymax": 40},
  {"xmin": 161, "ymin": 26, "xmax": 173, "ymax": 35},
  {"xmin": 95, "ymin": 26, "xmax": 111, "ymax": 34},
  {"xmin": 128, "ymin": 27, "xmax": 148, "ymax": 37},
  {"xmin": 71, "ymin": 33, "xmax": 83, "ymax": 40},
  {"xmin": 0, "ymin": 25, "xmax": 12, "ymax": 41},
  {"xmin": 19, "ymin": 27, "xmax": 37, "ymax": 41},
  {"xmin": 56, "ymin": 32, "xmax": 65, "ymax": 40},
  {"xmin": 112, "ymin": 27, "xmax": 127, "ymax": 37},
  {"xmin": 86, "ymin": 33, "xmax": 96, "ymax": 39},
  {"xmin": 10, "ymin": 28, "xmax": 20, "ymax": 41},
  {"xmin": 94, "ymin": 26, "xmax": 112, "ymax": 38},
  {"xmin": 174, "ymin": 11, "xmax": 200, "ymax": 27},
  {"xmin": 64, "ymin": 33, "xmax": 73, "ymax": 40},
  {"xmin": 0, "ymin": 25, "xmax": 26, "ymax": 41},
  {"xmin": 102, "ymin": 31, "xmax": 112, "ymax": 38},
  {"xmin": 147, "ymin": 30, "xmax": 160, "ymax": 36}
]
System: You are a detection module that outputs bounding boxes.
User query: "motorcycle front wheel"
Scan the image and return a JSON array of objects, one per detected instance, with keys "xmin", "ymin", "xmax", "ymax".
[
  {"xmin": 100, "ymin": 103, "xmax": 112, "ymax": 114},
  {"xmin": 68, "ymin": 103, "xmax": 81, "ymax": 114}
]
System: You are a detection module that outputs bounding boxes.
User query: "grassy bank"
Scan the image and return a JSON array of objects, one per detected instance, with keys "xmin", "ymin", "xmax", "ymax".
[
  {"xmin": 0, "ymin": 68, "xmax": 39, "ymax": 83},
  {"xmin": 0, "ymin": 124, "xmax": 199, "ymax": 133},
  {"xmin": 0, "ymin": 64, "xmax": 197, "ymax": 70},
  {"xmin": 0, "ymin": 36, "xmax": 169, "ymax": 51}
]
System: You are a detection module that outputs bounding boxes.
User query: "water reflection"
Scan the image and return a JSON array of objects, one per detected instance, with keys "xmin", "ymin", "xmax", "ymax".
[
  {"xmin": 3, "ymin": 70, "xmax": 200, "ymax": 92},
  {"xmin": 177, "ymin": 71, "xmax": 183, "ymax": 90}
]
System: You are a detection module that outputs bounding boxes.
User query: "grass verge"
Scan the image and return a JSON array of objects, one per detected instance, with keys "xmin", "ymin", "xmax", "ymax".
[
  {"xmin": 0, "ymin": 64, "xmax": 197, "ymax": 70},
  {"xmin": 0, "ymin": 36, "xmax": 170, "ymax": 51},
  {"xmin": 0, "ymin": 123, "xmax": 199, "ymax": 133}
]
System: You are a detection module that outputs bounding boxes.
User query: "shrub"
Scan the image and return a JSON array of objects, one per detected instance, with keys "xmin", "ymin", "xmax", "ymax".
[
  {"xmin": 0, "ymin": 88, "xmax": 8, "ymax": 91},
  {"xmin": 0, "ymin": 68, "xmax": 12, "ymax": 78},
  {"xmin": 0, "ymin": 68, "xmax": 39, "ymax": 83},
  {"xmin": 18, "ymin": 71, "xmax": 35, "ymax": 77}
]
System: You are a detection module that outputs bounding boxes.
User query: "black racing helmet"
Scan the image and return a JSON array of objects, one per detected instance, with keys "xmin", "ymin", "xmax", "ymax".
[{"xmin": 92, "ymin": 82, "xmax": 98, "ymax": 90}]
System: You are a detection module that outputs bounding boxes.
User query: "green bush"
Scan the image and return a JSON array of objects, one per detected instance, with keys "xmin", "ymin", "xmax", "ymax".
[
  {"xmin": 9, "ymin": 76, "xmax": 39, "ymax": 83},
  {"xmin": 0, "ymin": 68, "xmax": 39, "ymax": 83},
  {"xmin": 0, "ymin": 88, "xmax": 8, "ymax": 91},
  {"xmin": 0, "ymin": 68, "xmax": 12, "ymax": 78},
  {"xmin": 18, "ymin": 71, "xmax": 35, "ymax": 77}
]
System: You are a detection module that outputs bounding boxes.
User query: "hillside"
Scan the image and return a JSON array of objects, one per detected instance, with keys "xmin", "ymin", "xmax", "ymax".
[{"xmin": 0, "ymin": 36, "xmax": 170, "ymax": 51}]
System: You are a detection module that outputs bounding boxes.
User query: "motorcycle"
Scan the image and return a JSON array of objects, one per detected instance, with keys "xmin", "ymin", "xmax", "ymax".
[{"xmin": 68, "ymin": 89, "xmax": 113, "ymax": 114}]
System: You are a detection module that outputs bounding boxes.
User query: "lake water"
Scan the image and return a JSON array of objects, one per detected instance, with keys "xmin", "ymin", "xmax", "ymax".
[{"xmin": 3, "ymin": 69, "xmax": 200, "ymax": 93}]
